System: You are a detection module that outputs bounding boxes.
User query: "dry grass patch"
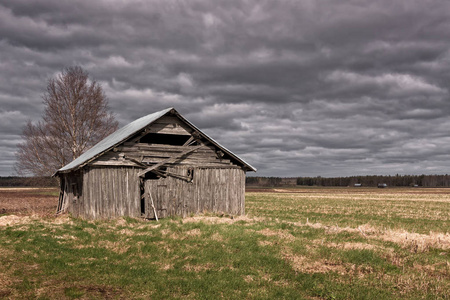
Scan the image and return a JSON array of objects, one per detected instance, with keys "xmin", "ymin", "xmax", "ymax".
[
  {"xmin": 160, "ymin": 263, "xmax": 174, "ymax": 270},
  {"xmin": 0, "ymin": 214, "xmax": 75, "ymax": 227},
  {"xmin": 291, "ymin": 220, "xmax": 450, "ymax": 253},
  {"xmin": 413, "ymin": 261, "xmax": 450, "ymax": 276},
  {"xmin": 185, "ymin": 228, "xmax": 201, "ymax": 236},
  {"xmin": 259, "ymin": 240, "xmax": 274, "ymax": 246},
  {"xmin": 258, "ymin": 228, "xmax": 295, "ymax": 241},
  {"xmin": 152, "ymin": 260, "xmax": 174, "ymax": 270},
  {"xmin": 182, "ymin": 215, "xmax": 265, "ymax": 224},
  {"xmin": 326, "ymin": 242, "xmax": 378, "ymax": 251},
  {"xmin": 48, "ymin": 215, "xmax": 73, "ymax": 225},
  {"xmin": 183, "ymin": 262, "xmax": 215, "ymax": 272},
  {"xmin": 72, "ymin": 243, "xmax": 95, "ymax": 249},
  {"xmin": 155, "ymin": 241, "xmax": 173, "ymax": 254},
  {"xmin": 0, "ymin": 214, "xmax": 32, "ymax": 226},
  {"xmin": 99, "ymin": 240, "xmax": 130, "ymax": 254},
  {"xmin": 379, "ymin": 230, "xmax": 450, "ymax": 252},
  {"xmin": 118, "ymin": 228, "xmax": 135, "ymax": 236},
  {"xmin": 282, "ymin": 249, "xmax": 348, "ymax": 275},
  {"xmin": 210, "ymin": 232, "xmax": 224, "ymax": 242}
]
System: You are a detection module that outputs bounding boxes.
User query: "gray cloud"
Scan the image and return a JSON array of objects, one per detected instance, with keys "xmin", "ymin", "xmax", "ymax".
[{"xmin": 1, "ymin": 0, "xmax": 450, "ymax": 177}]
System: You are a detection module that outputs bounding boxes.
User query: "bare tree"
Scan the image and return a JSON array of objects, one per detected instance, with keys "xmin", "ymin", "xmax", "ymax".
[{"xmin": 15, "ymin": 66, "xmax": 119, "ymax": 176}]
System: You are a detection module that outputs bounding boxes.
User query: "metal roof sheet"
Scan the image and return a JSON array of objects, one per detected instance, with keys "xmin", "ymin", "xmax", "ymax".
[{"xmin": 56, "ymin": 107, "xmax": 256, "ymax": 174}]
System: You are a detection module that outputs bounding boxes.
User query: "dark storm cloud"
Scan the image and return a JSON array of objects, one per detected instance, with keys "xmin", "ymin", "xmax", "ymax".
[{"xmin": 1, "ymin": 0, "xmax": 450, "ymax": 176}]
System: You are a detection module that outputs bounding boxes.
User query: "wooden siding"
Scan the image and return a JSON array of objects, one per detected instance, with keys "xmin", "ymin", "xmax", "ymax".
[
  {"xmin": 63, "ymin": 166, "xmax": 245, "ymax": 220},
  {"xmin": 150, "ymin": 115, "xmax": 192, "ymax": 135},
  {"xmin": 89, "ymin": 113, "xmax": 240, "ymax": 169},
  {"xmin": 59, "ymin": 172, "xmax": 82, "ymax": 215},
  {"xmin": 60, "ymin": 112, "xmax": 249, "ymax": 219},
  {"xmin": 144, "ymin": 167, "xmax": 245, "ymax": 219},
  {"xmin": 65, "ymin": 167, "xmax": 141, "ymax": 219},
  {"xmin": 90, "ymin": 143, "xmax": 236, "ymax": 168}
]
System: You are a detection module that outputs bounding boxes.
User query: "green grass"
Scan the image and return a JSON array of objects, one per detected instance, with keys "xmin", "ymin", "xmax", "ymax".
[
  {"xmin": 246, "ymin": 188, "xmax": 450, "ymax": 233},
  {"xmin": 0, "ymin": 187, "xmax": 449, "ymax": 299}
]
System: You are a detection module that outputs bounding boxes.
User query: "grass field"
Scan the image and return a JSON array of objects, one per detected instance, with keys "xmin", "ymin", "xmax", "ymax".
[{"xmin": 0, "ymin": 187, "xmax": 449, "ymax": 299}]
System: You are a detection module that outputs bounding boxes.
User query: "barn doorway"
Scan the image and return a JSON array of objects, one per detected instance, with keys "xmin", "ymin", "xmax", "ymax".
[
  {"xmin": 142, "ymin": 179, "xmax": 170, "ymax": 219},
  {"xmin": 141, "ymin": 168, "xmax": 170, "ymax": 219},
  {"xmin": 141, "ymin": 168, "xmax": 191, "ymax": 219}
]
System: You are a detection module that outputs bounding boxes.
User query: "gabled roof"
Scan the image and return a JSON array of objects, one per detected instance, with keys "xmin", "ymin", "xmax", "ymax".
[{"xmin": 55, "ymin": 107, "xmax": 256, "ymax": 175}]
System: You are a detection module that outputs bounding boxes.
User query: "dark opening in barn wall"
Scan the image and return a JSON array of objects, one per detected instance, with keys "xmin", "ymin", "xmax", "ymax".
[
  {"xmin": 140, "ymin": 133, "xmax": 191, "ymax": 145},
  {"xmin": 140, "ymin": 167, "xmax": 167, "ymax": 216}
]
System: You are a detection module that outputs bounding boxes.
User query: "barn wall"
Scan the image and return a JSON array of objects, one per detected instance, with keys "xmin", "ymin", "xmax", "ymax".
[
  {"xmin": 60, "ymin": 112, "xmax": 249, "ymax": 219},
  {"xmin": 64, "ymin": 166, "xmax": 141, "ymax": 219},
  {"xmin": 90, "ymin": 143, "xmax": 236, "ymax": 168},
  {"xmin": 144, "ymin": 166, "xmax": 245, "ymax": 219},
  {"xmin": 63, "ymin": 165, "xmax": 245, "ymax": 220},
  {"xmin": 59, "ymin": 172, "xmax": 83, "ymax": 216}
]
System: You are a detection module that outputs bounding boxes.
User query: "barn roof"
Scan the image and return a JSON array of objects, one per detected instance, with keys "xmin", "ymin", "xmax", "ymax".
[{"xmin": 55, "ymin": 107, "xmax": 256, "ymax": 174}]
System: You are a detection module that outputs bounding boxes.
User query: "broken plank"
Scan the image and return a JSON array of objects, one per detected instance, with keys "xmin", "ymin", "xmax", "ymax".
[{"xmin": 137, "ymin": 144, "xmax": 204, "ymax": 177}]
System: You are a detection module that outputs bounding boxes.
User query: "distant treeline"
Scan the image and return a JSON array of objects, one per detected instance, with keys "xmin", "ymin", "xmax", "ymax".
[
  {"xmin": 3, "ymin": 174, "xmax": 450, "ymax": 188},
  {"xmin": 0, "ymin": 176, "xmax": 58, "ymax": 187},
  {"xmin": 247, "ymin": 174, "xmax": 450, "ymax": 187}
]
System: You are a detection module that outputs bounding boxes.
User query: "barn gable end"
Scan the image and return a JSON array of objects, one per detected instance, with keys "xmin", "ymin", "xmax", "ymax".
[{"xmin": 55, "ymin": 108, "xmax": 255, "ymax": 219}]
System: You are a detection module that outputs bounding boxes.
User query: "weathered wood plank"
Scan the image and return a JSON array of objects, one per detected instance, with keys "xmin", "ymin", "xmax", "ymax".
[
  {"xmin": 146, "ymin": 123, "xmax": 192, "ymax": 135},
  {"xmin": 120, "ymin": 143, "xmax": 216, "ymax": 153},
  {"xmin": 89, "ymin": 160, "xmax": 143, "ymax": 167},
  {"xmin": 68, "ymin": 163, "xmax": 246, "ymax": 220},
  {"xmin": 137, "ymin": 145, "xmax": 204, "ymax": 177}
]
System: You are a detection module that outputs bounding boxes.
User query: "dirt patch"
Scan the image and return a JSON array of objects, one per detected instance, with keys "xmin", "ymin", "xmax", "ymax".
[
  {"xmin": 58, "ymin": 284, "xmax": 123, "ymax": 299},
  {"xmin": 0, "ymin": 188, "xmax": 58, "ymax": 217},
  {"xmin": 0, "ymin": 289, "xmax": 12, "ymax": 298},
  {"xmin": 0, "ymin": 188, "xmax": 55, "ymax": 191}
]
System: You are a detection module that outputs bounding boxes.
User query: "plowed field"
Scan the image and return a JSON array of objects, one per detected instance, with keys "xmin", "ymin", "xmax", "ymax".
[{"xmin": 0, "ymin": 188, "xmax": 58, "ymax": 216}]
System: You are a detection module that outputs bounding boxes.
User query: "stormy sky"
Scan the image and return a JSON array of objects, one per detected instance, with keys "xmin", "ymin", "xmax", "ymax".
[{"xmin": 1, "ymin": 0, "xmax": 450, "ymax": 177}]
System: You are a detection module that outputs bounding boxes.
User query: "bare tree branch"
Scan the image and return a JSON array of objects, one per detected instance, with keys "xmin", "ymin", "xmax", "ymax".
[{"xmin": 15, "ymin": 66, "xmax": 119, "ymax": 176}]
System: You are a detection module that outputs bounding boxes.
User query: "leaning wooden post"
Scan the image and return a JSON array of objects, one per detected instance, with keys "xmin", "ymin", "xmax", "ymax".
[{"xmin": 149, "ymin": 191, "xmax": 158, "ymax": 222}]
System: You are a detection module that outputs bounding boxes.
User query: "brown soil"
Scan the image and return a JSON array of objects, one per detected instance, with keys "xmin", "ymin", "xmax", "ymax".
[{"xmin": 0, "ymin": 188, "xmax": 58, "ymax": 217}]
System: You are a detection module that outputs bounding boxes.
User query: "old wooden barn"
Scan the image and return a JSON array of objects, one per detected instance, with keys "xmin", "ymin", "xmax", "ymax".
[{"xmin": 54, "ymin": 107, "xmax": 256, "ymax": 219}]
